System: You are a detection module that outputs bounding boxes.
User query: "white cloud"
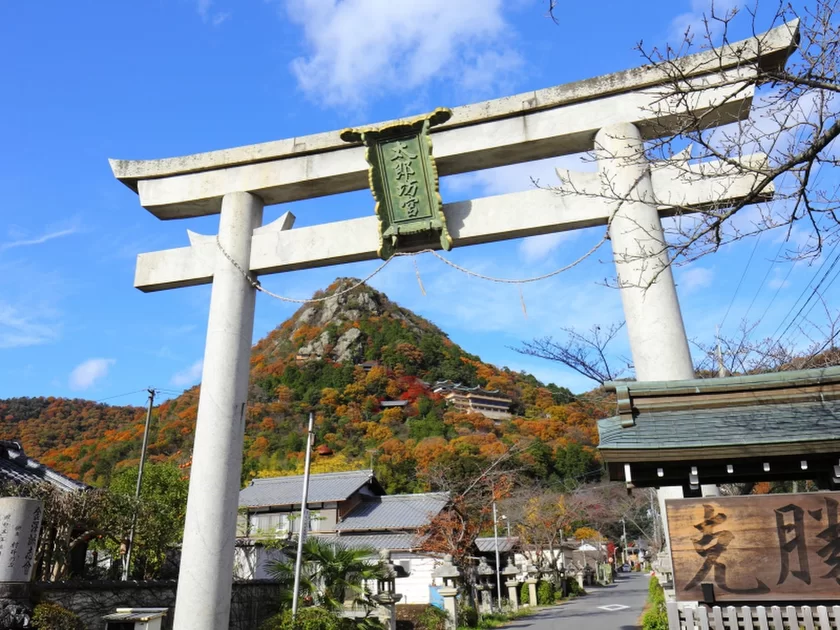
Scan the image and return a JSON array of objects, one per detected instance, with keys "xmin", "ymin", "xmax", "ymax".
[
  {"xmin": 282, "ymin": 0, "xmax": 519, "ymax": 107},
  {"xmin": 669, "ymin": 0, "xmax": 741, "ymax": 43},
  {"xmin": 676, "ymin": 265, "xmax": 714, "ymax": 294},
  {"xmin": 69, "ymin": 358, "xmax": 115, "ymax": 391},
  {"xmin": 0, "ymin": 302, "xmax": 60, "ymax": 348},
  {"xmin": 0, "ymin": 227, "xmax": 78, "ymax": 252},
  {"xmin": 196, "ymin": 0, "xmax": 230, "ymax": 26},
  {"xmin": 519, "ymin": 233, "xmax": 576, "ymax": 263},
  {"xmin": 171, "ymin": 360, "xmax": 204, "ymax": 387}
]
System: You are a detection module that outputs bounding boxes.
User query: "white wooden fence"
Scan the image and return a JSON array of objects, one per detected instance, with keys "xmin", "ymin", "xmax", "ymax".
[{"xmin": 667, "ymin": 602, "xmax": 840, "ymax": 630}]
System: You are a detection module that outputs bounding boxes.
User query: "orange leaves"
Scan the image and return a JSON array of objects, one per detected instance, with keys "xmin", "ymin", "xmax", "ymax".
[
  {"xmin": 247, "ymin": 436, "xmax": 270, "ymax": 459},
  {"xmin": 573, "ymin": 526, "xmax": 602, "ymax": 541},
  {"xmin": 291, "ymin": 324, "xmax": 322, "ymax": 346},
  {"xmin": 413, "ymin": 437, "xmax": 450, "ymax": 473},
  {"xmin": 363, "ymin": 422, "xmax": 392, "ymax": 443},
  {"xmin": 380, "ymin": 407, "xmax": 404, "ymax": 425},
  {"xmin": 319, "ymin": 387, "xmax": 341, "ymax": 408}
]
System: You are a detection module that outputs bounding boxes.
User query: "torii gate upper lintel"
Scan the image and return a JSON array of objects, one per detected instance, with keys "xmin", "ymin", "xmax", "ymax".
[{"xmin": 110, "ymin": 21, "xmax": 798, "ymax": 630}]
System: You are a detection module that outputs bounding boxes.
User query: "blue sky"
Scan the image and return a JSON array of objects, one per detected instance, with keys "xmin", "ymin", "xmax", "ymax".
[{"xmin": 0, "ymin": 0, "xmax": 834, "ymax": 405}]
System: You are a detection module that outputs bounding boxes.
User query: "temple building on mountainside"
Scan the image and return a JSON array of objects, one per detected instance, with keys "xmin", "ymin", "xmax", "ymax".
[
  {"xmin": 0, "ymin": 440, "xmax": 87, "ymax": 492},
  {"xmin": 235, "ymin": 469, "xmax": 449, "ymax": 604},
  {"xmin": 432, "ymin": 380, "xmax": 513, "ymax": 420}
]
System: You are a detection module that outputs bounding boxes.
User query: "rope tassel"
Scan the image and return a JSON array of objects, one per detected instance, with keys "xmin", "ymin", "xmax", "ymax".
[
  {"xmin": 414, "ymin": 259, "xmax": 427, "ymax": 296},
  {"xmin": 519, "ymin": 286, "xmax": 528, "ymax": 319}
]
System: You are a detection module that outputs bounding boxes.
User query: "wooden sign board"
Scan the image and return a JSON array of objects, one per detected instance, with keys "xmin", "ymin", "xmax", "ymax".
[{"xmin": 666, "ymin": 493, "xmax": 840, "ymax": 602}]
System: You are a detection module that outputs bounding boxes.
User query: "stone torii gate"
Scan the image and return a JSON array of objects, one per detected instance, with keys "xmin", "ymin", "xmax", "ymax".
[{"xmin": 111, "ymin": 22, "xmax": 797, "ymax": 630}]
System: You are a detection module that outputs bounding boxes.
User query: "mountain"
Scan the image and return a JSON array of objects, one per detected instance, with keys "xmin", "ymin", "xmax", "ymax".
[{"xmin": 1, "ymin": 278, "xmax": 609, "ymax": 492}]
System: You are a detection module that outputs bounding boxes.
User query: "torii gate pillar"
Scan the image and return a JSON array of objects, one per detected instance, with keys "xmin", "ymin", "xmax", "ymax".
[
  {"xmin": 595, "ymin": 122, "xmax": 695, "ymax": 382},
  {"xmin": 172, "ymin": 192, "xmax": 263, "ymax": 630}
]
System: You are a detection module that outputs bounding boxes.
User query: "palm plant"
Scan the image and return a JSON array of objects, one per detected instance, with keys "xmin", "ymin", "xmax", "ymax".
[{"xmin": 268, "ymin": 537, "xmax": 388, "ymax": 613}]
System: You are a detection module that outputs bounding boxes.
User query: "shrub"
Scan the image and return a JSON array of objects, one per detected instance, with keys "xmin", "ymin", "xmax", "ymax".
[
  {"xmin": 260, "ymin": 608, "xmax": 342, "ymax": 630},
  {"xmin": 641, "ymin": 576, "xmax": 668, "ymax": 630},
  {"xmin": 32, "ymin": 603, "xmax": 84, "ymax": 630},
  {"xmin": 457, "ymin": 604, "xmax": 478, "ymax": 628},
  {"xmin": 519, "ymin": 581, "xmax": 529, "ymax": 604},
  {"xmin": 566, "ymin": 577, "xmax": 586, "ymax": 597},
  {"xmin": 536, "ymin": 580, "xmax": 555, "ymax": 605},
  {"xmin": 648, "ymin": 576, "xmax": 665, "ymax": 604},
  {"xmin": 416, "ymin": 606, "xmax": 448, "ymax": 630}
]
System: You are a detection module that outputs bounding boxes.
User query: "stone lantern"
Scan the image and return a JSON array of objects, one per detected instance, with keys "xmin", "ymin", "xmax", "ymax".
[
  {"xmin": 524, "ymin": 561, "xmax": 539, "ymax": 608},
  {"xmin": 475, "ymin": 557, "xmax": 495, "ymax": 614},
  {"xmin": 373, "ymin": 550, "xmax": 402, "ymax": 630},
  {"xmin": 431, "ymin": 555, "xmax": 460, "ymax": 630},
  {"xmin": 501, "ymin": 559, "xmax": 519, "ymax": 611}
]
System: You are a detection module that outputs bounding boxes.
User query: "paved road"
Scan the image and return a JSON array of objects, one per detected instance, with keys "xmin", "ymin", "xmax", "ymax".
[{"xmin": 508, "ymin": 572, "xmax": 650, "ymax": 630}]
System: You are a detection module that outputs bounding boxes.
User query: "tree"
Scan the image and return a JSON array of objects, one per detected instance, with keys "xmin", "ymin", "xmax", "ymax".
[
  {"xmin": 547, "ymin": 0, "xmax": 840, "ymax": 266},
  {"xmin": 267, "ymin": 537, "xmax": 387, "ymax": 613},
  {"xmin": 517, "ymin": 324, "xmax": 629, "ymax": 385},
  {"xmin": 108, "ymin": 462, "xmax": 189, "ymax": 579}
]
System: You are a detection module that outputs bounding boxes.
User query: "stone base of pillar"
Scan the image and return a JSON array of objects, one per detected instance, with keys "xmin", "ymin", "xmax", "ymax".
[
  {"xmin": 479, "ymin": 590, "xmax": 492, "ymax": 615},
  {"xmin": 439, "ymin": 587, "xmax": 458, "ymax": 630},
  {"xmin": 526, "ymin": 579, "xmax": 538, "ymax": 608},
  {"xmin": 505, "ymin": 581, "xmax": 519, "ymax": 611}
]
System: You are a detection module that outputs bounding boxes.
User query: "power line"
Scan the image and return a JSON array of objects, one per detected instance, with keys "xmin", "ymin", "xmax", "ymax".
[
  {"xmin": 95, "ymin": 389, "xmax": 148, "ymax": 404},
  {"xmin": 719, "ymin": 232, "xmax": 763, "ymax": 332},
  {"xmin": 768, "ymin": 239, "xmax": 840, "ymax": 344},
  {"xmin": 741, "ymin": 235, "xmax": 789, "ymax": 326},
  {"xmin": 774, "ymin": 247, "xmax": 840, "ymax": 346}
]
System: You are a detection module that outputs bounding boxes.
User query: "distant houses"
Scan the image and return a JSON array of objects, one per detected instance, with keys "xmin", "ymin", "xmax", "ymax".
[
  {"xmin": 235, "ymin": 469, "xmax": 449, "ymax": 604},
  {"xmin": 432, "ymin": 380, "xmax": 513, "ymax": 420}
]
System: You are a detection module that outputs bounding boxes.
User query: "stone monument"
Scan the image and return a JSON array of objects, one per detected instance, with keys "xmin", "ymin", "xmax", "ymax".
[{"xmin": 0, "ymin": 498, "xmax": 44, "ymax": 630}]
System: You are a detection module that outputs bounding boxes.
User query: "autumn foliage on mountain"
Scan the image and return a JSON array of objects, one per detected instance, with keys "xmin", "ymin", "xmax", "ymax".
[{"xmin": 1, "ymin": 278, "xmax": 610, "ymax": 491}]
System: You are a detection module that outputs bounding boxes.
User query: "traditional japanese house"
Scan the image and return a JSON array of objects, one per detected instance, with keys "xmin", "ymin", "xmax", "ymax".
[
  {"xmin": 235, "ymin": 469, "xmax": 449, "ymax": 604},
  {"xmin": 431, "ymin": 381, "xmax": 513, "ymax": 420}
]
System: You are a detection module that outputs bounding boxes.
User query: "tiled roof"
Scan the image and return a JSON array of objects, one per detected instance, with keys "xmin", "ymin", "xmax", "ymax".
[
  {"xmin": 0, "ymin": 441, "xmax": 87, "ymax": 492},
  {"xmin": 337, "ymin": 493, "xmax": 449, "ymax": 532},
  {"xmin": 598, "ymin": 400, "xmax": 840, "ymax": 452},
  {"xmin": 598, "ymin": 366, "xmax": 840, "ymax": 455},
  {"xmin": 431, "ymin": 381, "xmax": 504, "ymax": 396},
  {"xmin": 475, "ymin": 537, "xmax": 519, "ymax": 553},
  {"xmin": 239, "ymin": 469, "xmax": 379, "ymax": 508},
  {"xmin": 320, "ymin": 533, "xmax": 428, "ymax": 552}
]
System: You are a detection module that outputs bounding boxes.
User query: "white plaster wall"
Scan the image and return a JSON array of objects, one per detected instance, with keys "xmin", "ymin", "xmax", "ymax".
[
  {"xmin": 392, "ymin": 553, "xmax": 437, "ymax": 605},
  {"xmin": 233, "ymin": 545, "xmax": 286, "ymax": 581}
]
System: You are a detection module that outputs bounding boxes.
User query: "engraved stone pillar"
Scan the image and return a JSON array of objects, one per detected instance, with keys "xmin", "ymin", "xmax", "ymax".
[{"xmin": 0, "ymin": 498, "xmax": 44, "ymax": 629}]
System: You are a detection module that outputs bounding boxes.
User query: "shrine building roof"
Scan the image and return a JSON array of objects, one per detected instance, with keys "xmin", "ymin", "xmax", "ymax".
[{"xmin": 596, "ymin": 366, "xmax": 840, "ymax": 489}]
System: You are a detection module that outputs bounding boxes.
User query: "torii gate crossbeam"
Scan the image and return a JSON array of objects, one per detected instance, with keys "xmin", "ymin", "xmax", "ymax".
[{"xmin": 110, "ymin": 21, "xmax": 799, "ymax": 630}]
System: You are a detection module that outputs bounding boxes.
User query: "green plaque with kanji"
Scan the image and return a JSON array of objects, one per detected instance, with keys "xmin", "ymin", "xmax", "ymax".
[{"xmin": 341, "ymin": 108, "xmax": 453, "ymax": 259}]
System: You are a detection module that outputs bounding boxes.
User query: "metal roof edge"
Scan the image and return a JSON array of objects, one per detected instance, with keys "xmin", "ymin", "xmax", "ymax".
[{"xmin": 604, "ymin": 365, "xmax": 840, "ymax": 397}]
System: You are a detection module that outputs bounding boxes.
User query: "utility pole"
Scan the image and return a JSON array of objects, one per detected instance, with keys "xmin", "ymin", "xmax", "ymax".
[
  {"xmin": 123, "ymin": 387, "xmax": 155, "ymax": 581},
  {"xmin": 492, "ymin": 502, "xmax": 502, "ymax": 613},
  {"xmin": 292, "ymin": 412, "xmax": 315, "ymax": 619},
  {"xmin": 621, "ymin": 517, "xmax": 628, "ymax": 565}
]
